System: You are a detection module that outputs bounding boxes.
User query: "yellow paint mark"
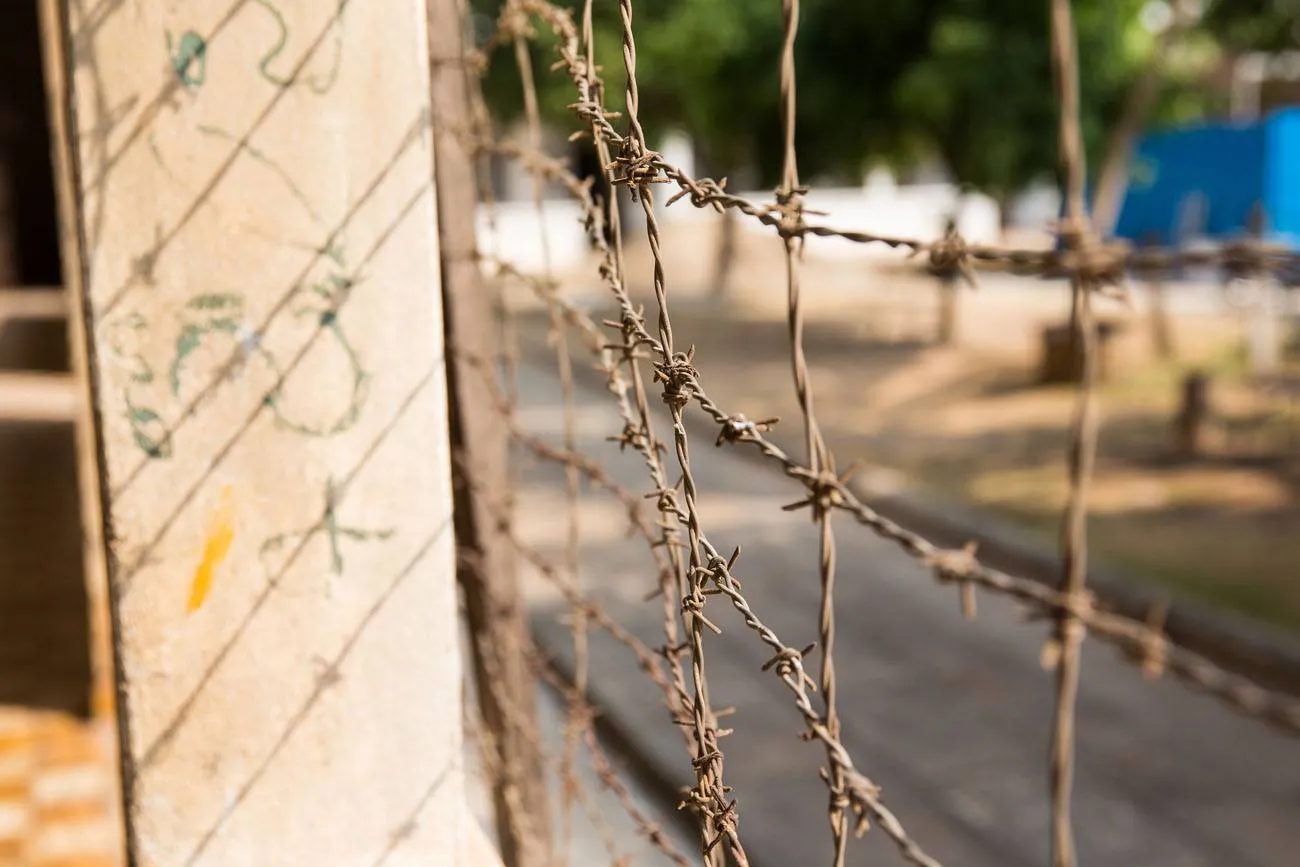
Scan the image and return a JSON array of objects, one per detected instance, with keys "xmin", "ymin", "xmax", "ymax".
[{"xmin": 188, "ymin": 487, "xmax": 235, "ymax": 613}]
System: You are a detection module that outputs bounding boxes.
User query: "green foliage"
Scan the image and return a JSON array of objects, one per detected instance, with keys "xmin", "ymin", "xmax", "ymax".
[
  {"xmin": 1203, "ymin": 0, "xmax": 1300, "ymax": 52},
  {"xmin": 469, "ymin": 0, "xmax": 1291, "ymax": 200}
]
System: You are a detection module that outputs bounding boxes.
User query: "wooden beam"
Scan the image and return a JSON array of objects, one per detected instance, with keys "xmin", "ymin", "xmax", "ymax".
[
  {"xmin": 0, "ymin": 288, "xmax": 67, "ymax": 321},
  {"xmin": 426, "ymin": 0, "xmax": 552, "ymax": 865},
  {"xmin": 39, "ymin": 0, "xmax": 481, "ymax": 864},
  {"xmin": 0, "ymin": 371, "xmax": 77, "ymax": 421}
]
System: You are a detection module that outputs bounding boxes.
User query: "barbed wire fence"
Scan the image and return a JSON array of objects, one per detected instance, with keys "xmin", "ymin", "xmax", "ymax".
[{"xmin": 436, "ymin": 1, "xmax": 1300, "ymax": 866}]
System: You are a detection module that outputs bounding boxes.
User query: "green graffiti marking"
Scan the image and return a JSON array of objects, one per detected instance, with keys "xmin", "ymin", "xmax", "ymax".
[
  {"xmin": 251, "ymin": 0, "xmax": 345, "ymax": 95},
  {"xmin": 167, "ymin": 30, "xmax": 207, "ymax": 88},
  {"xmin": 259, "ymin": 478, "xmax": 394, "ymax": 575},
  {"xmin": 125, "ymin": 397, "xmax": 171, "ymax": 459},
  {"xmin": 270, "ymin": 259, "xmax": 370, "ymax": 438},
  {"xmin": 169, "ymin": 293, "xmax": 246, "ymax": 396},
  {"xmin": 106, "ymin": 313, "xmax": 171, "ymax": 460},
  {"xmin": 167, "ymin": 258, "xmax": 371, "ymax": 440}
]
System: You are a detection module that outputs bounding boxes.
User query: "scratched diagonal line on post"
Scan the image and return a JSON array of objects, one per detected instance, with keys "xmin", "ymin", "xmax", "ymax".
[
  {"xmin": 453, "ymin": 2, "xmax": 1300, "ymax": 867},
  {"xmin": 95, "ymin": 0, "xmax": 358, "ymax": 319},
  {"xmin": 108, "ymin": 111, "xmax": 429, "ymax": 503},
  {"xmin": 179, "ymin": 519, "xmax": 452, "ymax": 867},
  {"xmin": 114, "ymin": 179, "xmax": 432, "ymax": 600},
  {"xmin": 137, "ymin": 361, "xmax": 440, "ymax": 772},
  {"xmin": 366, "ymin": 760, "xmax": 456, "ymax": 867},
  {"xmin": 66, "ymin": 0, "xmax": 253, "ymax": 195}
]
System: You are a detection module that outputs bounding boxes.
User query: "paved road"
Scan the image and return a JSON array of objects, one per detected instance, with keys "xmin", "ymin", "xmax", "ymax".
[{"xmin": 512, "ymin": 360, "xmax": 1300, "ymax": 867}]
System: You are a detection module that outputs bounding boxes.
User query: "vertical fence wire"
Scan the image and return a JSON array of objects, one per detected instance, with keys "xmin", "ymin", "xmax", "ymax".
[
  {"xmin": 446, "ymin": 3, "xmax": 1300, "ymax": 867},
  {"xmin": 503, "ymin": 5, "xmax": 588, "ymax": 860},
  {"xmin": 1046, "ymin": 2, "xmax": 1101, "ymax": 866},
  {"xmin": 774, "ymin": 0, "xmax": 848, "ymax": 862}
]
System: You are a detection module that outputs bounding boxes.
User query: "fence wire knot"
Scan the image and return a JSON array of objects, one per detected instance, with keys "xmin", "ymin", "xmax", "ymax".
[
  {"xmin": 607, "ymin": 421, "xmax": 642, "ymax": 452},
  {"xmin": 681, "ymin": 590, "xmax": 722, "ymax": 635},
  {"xmin": 646, "ymin": 482, "xmax": 680, "ymax": 516},
  {"xmin": 702, "ymin": 547, "xmax": 742, "ymax": 590},
  {"xmin": 653, "ymin": 349, "xmax": 699, "ymax": 409},
  {"xmin": 784, "ymin": 468, "xmax": 847, "ymax": 519},
  {"xmin": 1050, "ymin": 220, "xmax": 1131, "ymax": 291},
  {"xmin": 926, "ymin": 540, "xmax": 981, "ymax": 620},
  {"xmin": 715, "ymin": 413, "xmax": 780, "ymax": 446},
  {"xmin": 499, "ymin": 4, "xmax": 535, "ymax": 40},
  {"xmin": 1041, "ymin": 590, "xmax": 1095, "ymax": 670},
  {"xmin": 925, "ymin": 227, "xmax": 977, "ymax": 287},
  {"xmin": 761, "ymin": 644, "xmax": 818, "ymax": 690},
  {"xmin": 771, "ymin": 185, "xmax": 809, "ymax": 238},
  {"xmin": 843, "ymin": 770, "xmax": 884, "ymax": 837},
  {"xmin": 603, "ymin": 305, "xmax": 650, "ymax": 346},
  {"xmin": 665, "ymin": 174, "xmax": 729, "ymax": 213},
  {"xmin": 610, "ymin": 137, "xmax": 667, "ymax": 197}
]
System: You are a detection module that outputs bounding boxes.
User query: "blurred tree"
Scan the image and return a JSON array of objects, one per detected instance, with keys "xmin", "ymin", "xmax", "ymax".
[
  {"xmin": 466, "ymin": 0, "xmax": 1262, "ymax": 285},
  {"xmin": 1202, "ymin": 0, "xmax": 1300, "ymax": 52},
  {"xmin": 890, "ymin": 0, "xmax": 1205, "ymax": 225}
]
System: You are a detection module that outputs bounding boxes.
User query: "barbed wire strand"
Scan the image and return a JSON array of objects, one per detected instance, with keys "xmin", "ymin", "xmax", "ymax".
[
  {"xmin": 774, "ymin": 0, "xmax": 850, "ymax": 862},
  {"xmin": 1046, "ymin": 1, "xmax": 1097, "ymax": 865},
  {"xmin": 572, "ymin": 2, "xmax": 707, "ymax": 800},
  {"xmin": 461, "ymin": 578, "xmax": 688, "ymax": 867},
  {"xmin": 457, "ymin": 4, "xmax": 1300, "ymax": 867},
  {"xmin": 469, "ymin": 125, "xmax": 1300, "ymax": 737},
  {"xmin": 502, "ymin": 5, "xmax": 589, "ymax": 860},
  {"xmin": 612, "ymin": 1, "xmax": 738, "ymax": 863},
  {"xmin": 474, "ymin": 4, "xmax": 1300, "ymax": 285},
  {"xmin": 482, "ymin": 6, "xmax": 950, "ymax": 864}
]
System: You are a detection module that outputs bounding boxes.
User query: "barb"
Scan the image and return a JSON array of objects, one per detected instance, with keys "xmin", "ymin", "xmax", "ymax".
[
  {"xmin": 774, "ymin": 0, "xmax": 849, "ymax": 861},
  {"xmin": 453, "ymin": 5, "xmax": 1300, "ymax": 867},
  {"xmin": 472, "ymin": 3, "xmax": 1300, "ymax": 285},
  {"xmin": 460, "ymin": 576, "xmax": 691, "ymax": 867},
  {"xmin": 503, "ymin": 3, "xmax": 588, "ymax": 858},
  {"xmin": 473, "ymin": 120, "xmax": 1300, "ymax": 738},
  {"xmin": 613, "ymin": 3, "xmax": 739, "ymax": 863}
]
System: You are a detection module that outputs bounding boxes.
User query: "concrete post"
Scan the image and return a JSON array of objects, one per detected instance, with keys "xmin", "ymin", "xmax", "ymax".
[{"xmin": 39, "ymin": 0, "xmax": 485, "ymax": 864}]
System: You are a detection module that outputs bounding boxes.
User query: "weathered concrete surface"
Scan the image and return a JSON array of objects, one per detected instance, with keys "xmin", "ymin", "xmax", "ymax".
[
  {"xmin": 45, "ymin": 0, "xmax": 473, "ymax": 863},
  {"xmin": 516, "ymin": 359, "xmax": 1300, "ymax": 867}
]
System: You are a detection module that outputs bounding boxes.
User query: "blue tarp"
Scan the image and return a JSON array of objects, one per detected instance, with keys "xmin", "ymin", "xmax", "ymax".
[{"xmin": 1113, "ymin": 108, "xmax": 1300, "ymax": 249}]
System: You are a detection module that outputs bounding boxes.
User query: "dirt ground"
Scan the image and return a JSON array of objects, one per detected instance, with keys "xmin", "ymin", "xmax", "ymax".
[{"xmin": 512, "ymin": 212, "xmax": 1300, "ymax": 633}]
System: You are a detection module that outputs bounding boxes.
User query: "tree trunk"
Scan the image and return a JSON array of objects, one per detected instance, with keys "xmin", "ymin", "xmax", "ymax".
[
  {"xmin": 1147, "ymin": 274, "xmax": 1174, "ymax": 360},
  {"xmin": 997, "ymin": 195, "xmax": 1013, "ymax": 238},
  {"xmin": 1175, "ymin": 371, "xmax": 1210, "ymax": 458},
  {"xmin": 1248, "ymin": 278, "xmax": 1282, "ymax": 376},
  {"xmin": 710, "ymin": 207, "xmax": 738, "ymax": 301},
  {"xmin": 936, "ymin": 276, "xmax": 959, "ymax": 345}
]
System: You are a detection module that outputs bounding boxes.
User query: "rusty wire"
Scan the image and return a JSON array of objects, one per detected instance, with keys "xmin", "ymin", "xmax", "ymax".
[
  {"xmin": 1045, "ymin": 1, "xmax": 1097, "ymax": 864},
  {"xmin": 456, "ymin": 2, "xmax": 1300, "ymax": 867},
  {"xmin": 471, "ymin": 0, "xmax": 1300, "ymax": 734},
  {"xmin": 501, "ymin": 4, "xmax": 589, "ymax": 860},
  {"xmin": 462, "ymin": 107, "xmax": 1300, "ymax": 734},
  {"xmin": 774, "ymin": 0, "xmax": 848, "ymax": 862},
  {"xmin": 474, "ymin": 4, "xmax": 946, "ymax": 864},
  {"xmin": 470, "ymin": 8, "xmax": 1300, "ymax": 288},
  {"xmin": 458, "ymin": 557, "xmax": 693, "ymax": 867}
]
